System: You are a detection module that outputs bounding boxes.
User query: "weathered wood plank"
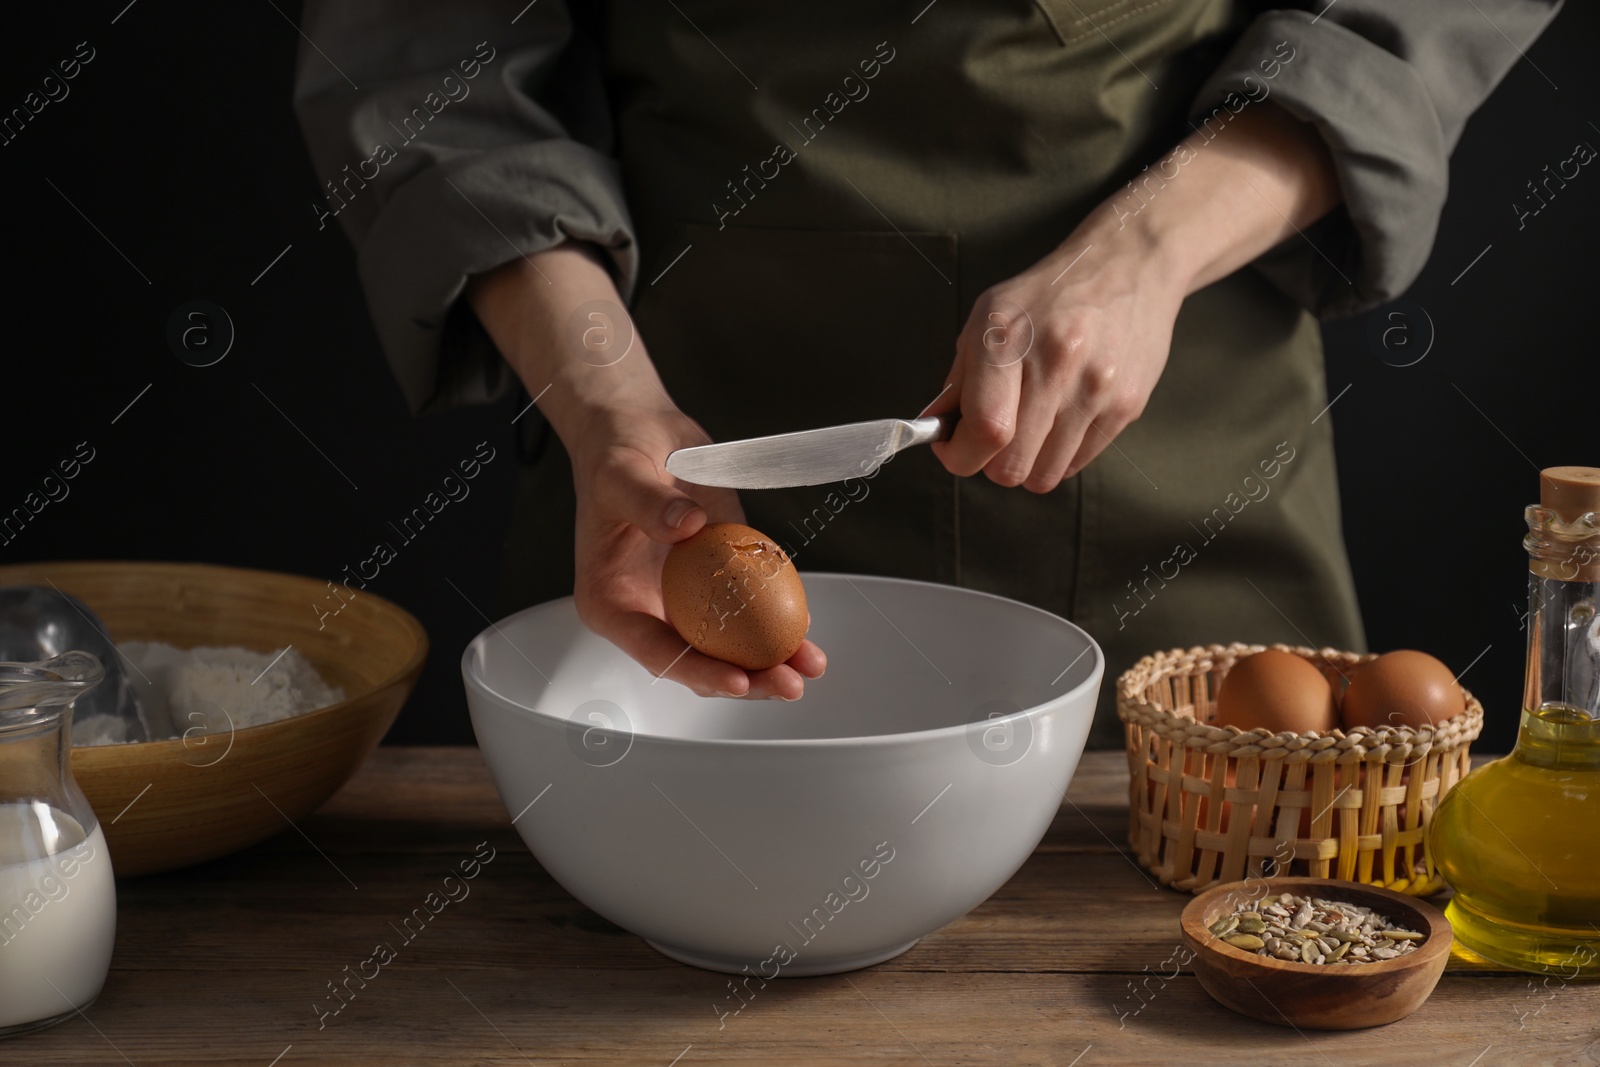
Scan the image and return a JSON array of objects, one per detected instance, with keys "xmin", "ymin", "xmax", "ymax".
[
  {"xmin": 20, "ymin": 968, "xmax": 1593, "ymax": 1066},
  {"xmin": 15, "ymin": 748, "xmax": 1584, "ymax": 1067}
]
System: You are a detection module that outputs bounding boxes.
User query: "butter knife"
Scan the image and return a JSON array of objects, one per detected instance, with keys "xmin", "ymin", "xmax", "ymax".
[{"xmin": 665, "ymin": 413, "xmax": 959, "ymax": 489}]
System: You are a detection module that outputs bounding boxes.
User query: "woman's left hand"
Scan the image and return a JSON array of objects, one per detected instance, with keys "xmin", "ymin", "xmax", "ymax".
[
  {"xmin": 927, "ymin": 101, "xmax": 1343, "ymax": 492},
  {"xmin": 927, "ymin": 216, "xmax": 1184, "ymax": 493}
]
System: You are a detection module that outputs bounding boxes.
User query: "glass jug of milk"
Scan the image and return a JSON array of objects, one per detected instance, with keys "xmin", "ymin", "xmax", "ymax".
[{"xmin": 0, "ymin": 651, "xmax": 117, "ymax": 1038}]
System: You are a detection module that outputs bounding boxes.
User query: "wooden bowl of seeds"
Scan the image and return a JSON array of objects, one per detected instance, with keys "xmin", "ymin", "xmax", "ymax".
[{"xmin": 1179, "ymin": 876, "xmax": 1451, "ymax": 1029}]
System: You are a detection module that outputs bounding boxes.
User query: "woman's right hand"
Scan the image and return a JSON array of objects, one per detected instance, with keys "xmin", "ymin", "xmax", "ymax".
[
  {"xmin": 468, "ymin": 245, "xmax": 825, "ymax": 699},
  {"xmin": 566, "ymin": 400, "xmax": 826, "ymax": 699}
]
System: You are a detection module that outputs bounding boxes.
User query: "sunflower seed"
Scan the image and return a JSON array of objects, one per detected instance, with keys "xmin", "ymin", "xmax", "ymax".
[{"xmin": 1211, "ymin": 891, "xmax": 1428, "ymax": 965}]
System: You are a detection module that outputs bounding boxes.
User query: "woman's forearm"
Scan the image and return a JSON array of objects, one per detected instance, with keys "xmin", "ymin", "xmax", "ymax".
[
  {"xmin": 466, "ymin": 245, "xmax": 673, "ymax": 451},
  {"xmin": 930, "ymin": 101, "xmax": 1343, "ymax": 488},
  {"xmin": 1076, "ymin": 101, "xmax": 1343, "ymax": 297}
]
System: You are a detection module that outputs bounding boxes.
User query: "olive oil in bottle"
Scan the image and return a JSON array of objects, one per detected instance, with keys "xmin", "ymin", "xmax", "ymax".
[{"xmin": 1430, "ymin": 466, "xmax": 1600, "ymax": 975}]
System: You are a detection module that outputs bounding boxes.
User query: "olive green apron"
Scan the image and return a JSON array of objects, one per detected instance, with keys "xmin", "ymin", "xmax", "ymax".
[{"xmin": 499, "ymin": 0, "xmax": 1366, "ymax": 748}]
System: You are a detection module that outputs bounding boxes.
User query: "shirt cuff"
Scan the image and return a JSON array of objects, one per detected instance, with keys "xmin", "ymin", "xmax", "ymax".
[
  {"xmin": 351, "ymin": 142, "xmax": 637, "ymax": 415},
  {"xmin": 1188, "ymin": 11, "xmax": 1449, "ymax": 318}
]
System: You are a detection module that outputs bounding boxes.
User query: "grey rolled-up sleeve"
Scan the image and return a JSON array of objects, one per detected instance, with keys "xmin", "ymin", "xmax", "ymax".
[
  {"xmin": 1190, "ymin": 1, "xmax": 1562, "ymax": 317},
  {"xmin": 293, "ymin": 2, "xmax": 637, "ymax": 414}
]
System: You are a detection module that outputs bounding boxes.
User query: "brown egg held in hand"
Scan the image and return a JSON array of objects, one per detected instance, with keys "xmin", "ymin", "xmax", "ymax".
[
  {"xmin": 1214, "ymin": 649, "xmax": 1338, "ymax": 734},
  {"xmin": 661, "ymin": 523, "xmax": 809, "ymax": 671},
  {"xmin": 1340, "ymin": 650, "xmax": 1465, "ymax": 730}
]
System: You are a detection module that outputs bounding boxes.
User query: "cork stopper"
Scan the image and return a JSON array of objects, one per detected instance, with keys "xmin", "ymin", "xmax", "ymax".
[{"xmin": 1540, "ymin": 466, "xmax": 1600, "ymax": 525}]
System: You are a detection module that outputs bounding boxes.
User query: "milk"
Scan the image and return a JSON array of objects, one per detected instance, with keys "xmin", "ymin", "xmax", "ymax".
[{"xmin": 0, "ymin": 803, "xmax": 116, "ymax": 1032}]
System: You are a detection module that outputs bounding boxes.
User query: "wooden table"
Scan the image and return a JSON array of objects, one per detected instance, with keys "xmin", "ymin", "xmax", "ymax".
[{"xmin": 20, "ymin": 749, "xmax": 1597, "ymax": 1066}]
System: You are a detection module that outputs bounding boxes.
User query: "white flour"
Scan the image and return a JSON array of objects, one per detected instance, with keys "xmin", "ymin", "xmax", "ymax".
[{"xmin": 72, "ymin": 643, "xmax": 345, "ymax": 746}]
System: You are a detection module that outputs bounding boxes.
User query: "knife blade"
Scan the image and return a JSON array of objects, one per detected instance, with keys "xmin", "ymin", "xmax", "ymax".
[{"xmin": 665, "ymin": 413, "xmax": 958, "ymax": 489}]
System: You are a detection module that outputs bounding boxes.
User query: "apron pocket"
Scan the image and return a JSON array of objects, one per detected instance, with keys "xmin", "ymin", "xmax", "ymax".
[{"xmin": 1033, "ymin": 0, "xmax": 1177, "ymax": 48}]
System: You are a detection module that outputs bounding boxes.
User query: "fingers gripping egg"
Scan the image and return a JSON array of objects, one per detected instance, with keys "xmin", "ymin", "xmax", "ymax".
[{"xmin": 661, "ymin": 523, "xmax": 809, "ymax": 671}]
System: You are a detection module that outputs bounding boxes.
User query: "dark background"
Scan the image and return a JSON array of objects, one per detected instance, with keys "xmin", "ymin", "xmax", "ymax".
[{"xmin": 2, "ymin": 3, "xmax": 1595, "ymax": 754}]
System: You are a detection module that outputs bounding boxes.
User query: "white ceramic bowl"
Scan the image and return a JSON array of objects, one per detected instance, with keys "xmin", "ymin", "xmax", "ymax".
[{"xmin": 463, "ymin": 573, "xmax": 1102, "ymax": 976}]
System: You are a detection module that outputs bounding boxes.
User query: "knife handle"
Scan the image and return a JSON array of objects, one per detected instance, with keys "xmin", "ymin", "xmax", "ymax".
[{"xmin": 905, "ymin": 411, "xmax": 959, "ymax": 448}]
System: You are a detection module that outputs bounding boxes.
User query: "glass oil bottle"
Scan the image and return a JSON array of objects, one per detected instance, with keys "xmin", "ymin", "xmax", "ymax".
[{"xmin": 1430, "ymin": 466, "xmax": 1600, "ymax": 975}]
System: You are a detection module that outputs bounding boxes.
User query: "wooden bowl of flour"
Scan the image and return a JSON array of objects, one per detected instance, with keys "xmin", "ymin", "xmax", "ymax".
[{"xmin": 0, "ymin": 561, "xmax": 426, "ymax": 876}]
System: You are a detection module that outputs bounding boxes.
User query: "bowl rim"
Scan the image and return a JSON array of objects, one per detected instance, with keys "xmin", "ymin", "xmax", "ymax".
[
  {"xmin": 0, "ymin": 560, "xmax": 430, "ymax": 754},
  {"xmin": 461, "ymin": 571, "xmax": 1105, "ymax": 749},
  {"xmin": 1179, "ymin": 876, "xmax": 1452, "ymax": 976}
]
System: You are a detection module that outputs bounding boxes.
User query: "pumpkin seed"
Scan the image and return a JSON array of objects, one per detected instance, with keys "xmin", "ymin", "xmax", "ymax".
[
  {"xmin": 1224, "ymin": 934, "xmax": 1265, "ymax": 951},
  {"xmin": 1209, "ymin": 914, "xmax": 1240, "ymax": 937}
]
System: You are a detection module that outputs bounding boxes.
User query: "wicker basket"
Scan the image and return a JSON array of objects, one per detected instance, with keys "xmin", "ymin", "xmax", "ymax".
[{"xmin": 1117, "ymin": 642, "xmax": 1483, "ymax": 896}]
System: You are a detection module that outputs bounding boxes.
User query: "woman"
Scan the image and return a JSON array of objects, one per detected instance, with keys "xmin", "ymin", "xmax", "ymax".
[{"xmin": 295, "ymin": 1, "xmax": 1556, "ymax": 746}]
